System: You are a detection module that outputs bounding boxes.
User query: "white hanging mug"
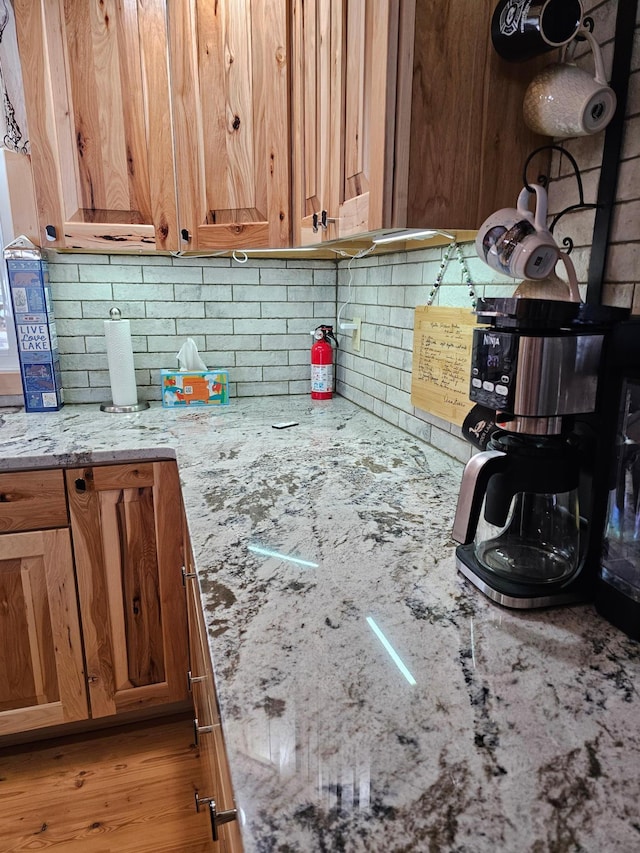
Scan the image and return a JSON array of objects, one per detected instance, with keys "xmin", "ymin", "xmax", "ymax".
[
  {"xmin": 476, "ymin": 184, "xmax": 560, "ymax": 280},
  {"xmin": 514, "ymin": 252, "xmax": 582, "ymax": 302},
  {"xmin": 523, "ymin": 28, "xmax": 617, "ymax": 137}
]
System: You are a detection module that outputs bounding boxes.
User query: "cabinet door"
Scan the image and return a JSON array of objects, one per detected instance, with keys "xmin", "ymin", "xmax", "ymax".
[
  {"xmin": 333, "ymin": 0, "xmax": 396, "ymax": 239},
  {"xmin": 14, "ymin": 0, "xmax": 178, "ymax": 251},
  {"xmin": 0, "ymin": 529, "xmax": 88, "ymax": 737},
  {"xmin": 291, "ymin": 0, "xmax": 335, "ymax": 245},
  {"xmin": 170, "ymin": 0, "xmax": 290, "ymax": 251},
  {"xmin": 292, "ymin": 0, "xmax": 397, "ymax": 245},
  {"xmin": 66, "ymin": 461, "xmax": 189, "ymax": 719}
]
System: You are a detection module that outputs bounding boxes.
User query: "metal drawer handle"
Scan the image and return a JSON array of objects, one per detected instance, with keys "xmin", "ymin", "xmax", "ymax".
[
  {"xmin": 194, "ymin": 793, "xmax": 238, "ymax": 842},
  {"xmin": 187, "ymin": 669, "xmax": 207, "ymax": 692},
  {"xmin": 193, "ymin": 717, "xmax": 214, "ymax": 745},
  {"xmin": 182, "ymin": 566, "xmax": 197, "ymax": 585}
]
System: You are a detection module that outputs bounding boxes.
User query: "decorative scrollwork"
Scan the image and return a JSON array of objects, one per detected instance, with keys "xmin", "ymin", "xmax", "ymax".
[{"xmin": 523, "ymin": 144, "xmax": 599, "ymax": 254}]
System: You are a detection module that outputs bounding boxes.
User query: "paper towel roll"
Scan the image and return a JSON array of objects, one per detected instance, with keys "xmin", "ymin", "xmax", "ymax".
[{"xmin": 104, "ymin": 315, "xmax": 139, "ymax": 406}]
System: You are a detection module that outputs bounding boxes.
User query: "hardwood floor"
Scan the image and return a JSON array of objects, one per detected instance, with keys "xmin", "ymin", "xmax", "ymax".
[{"xmin": 0, "ymin": 715, "xmax": 214, "ymax": 852}]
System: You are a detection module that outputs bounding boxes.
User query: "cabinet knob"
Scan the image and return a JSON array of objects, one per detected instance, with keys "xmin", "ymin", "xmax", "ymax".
[{"xmin": 194, "ymin": 793, "xmax": 238, "ymax": 842}]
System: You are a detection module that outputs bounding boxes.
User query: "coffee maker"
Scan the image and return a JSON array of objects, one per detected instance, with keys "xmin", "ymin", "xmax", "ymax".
[{"xmin": 452, "ymin": 297, "xmax": 628, "ymax": 609}]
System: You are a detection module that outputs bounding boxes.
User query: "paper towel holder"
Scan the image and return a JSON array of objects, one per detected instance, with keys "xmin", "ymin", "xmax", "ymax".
[{"xmin": 100, "ymin": 307, "xmax": 150, "ymax": 413}]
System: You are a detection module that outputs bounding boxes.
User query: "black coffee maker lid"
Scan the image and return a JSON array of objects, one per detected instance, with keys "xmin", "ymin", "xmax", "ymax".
[{"xmin": 474, "ymin": 297, "xmax": 629, "ymax": 330}]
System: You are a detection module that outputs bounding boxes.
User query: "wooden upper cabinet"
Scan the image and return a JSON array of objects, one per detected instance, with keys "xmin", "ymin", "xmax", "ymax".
[
  {"xmin": 169, "ymin": 0, "xmax": 290, "ymax": 251},
  {"xmin": 292, "ymin": 0, "xmax": 548, "ymax": 246},
  {"xmin": 65, "ymin": 461, "xmax": 189, "ymax": 719},
  {"xmin": 14, "ymin": 0, "xmax": 178, "ymax": 251}
]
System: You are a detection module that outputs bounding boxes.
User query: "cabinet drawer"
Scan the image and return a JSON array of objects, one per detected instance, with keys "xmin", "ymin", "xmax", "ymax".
[{"xmin": 0, "ymin": 469, "xmax": 68, "ymax": 532}]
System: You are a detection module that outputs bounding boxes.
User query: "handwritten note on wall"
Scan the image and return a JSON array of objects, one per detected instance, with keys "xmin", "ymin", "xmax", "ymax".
[{"xmin": 411, "ymin": 306, "xmax": 476, "ymax": 427}]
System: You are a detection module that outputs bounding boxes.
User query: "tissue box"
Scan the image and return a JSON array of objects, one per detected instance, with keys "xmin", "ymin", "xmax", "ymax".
[
  {"xmin": 7, "ymin": 258, "xmax": 64, "ymax": 412},
  {"xmin": 161, "ymin": 369, "xmax": 229, "ymax": 408}
]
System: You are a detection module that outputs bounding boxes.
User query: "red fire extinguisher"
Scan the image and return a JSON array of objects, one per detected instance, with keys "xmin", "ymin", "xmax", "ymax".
[{"xmin": 311, "ymin": 324, "xmax": 338, "ymax": 400}]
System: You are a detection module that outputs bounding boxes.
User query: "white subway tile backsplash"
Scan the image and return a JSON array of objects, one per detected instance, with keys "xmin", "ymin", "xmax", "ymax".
[
  {"xmin": 261, "ymin": 301, "xmax": 314, "ymax": 318},
  {"xmin": 235, "ymin": 350, "xmax": 288, "ymax": 367},
  {"xmin": 264, "ymin": 333, "xmax": 313, "ymax": 350},
  {"xmin": 48, "ymin": 264, "xmax": 80, "ymax": 282},
  {"xmin": 260, "ymin": 267, "xmax": 313, "ymax": 285},
  {"xmin": 232, "ymin": 366, "xmax": 263, "ymax": 382},
  {"xmin": 205, "ymin": 334, "xmax": 260, "ymax": 351},
  {"xmin": 367, "ymin": 265, "xmax": 393, "ymax": 287},
  {"xmin": 146, "ymin": 301, "xmax": 205, "ymax": 319},
  {"xmin": 80, "ymin": 264, "xmax": 143, "ymax": 283},
  {"xmin": 61, "ymin": 352, "xmax": 112, "ymax": 370},
  {"xmin": 143, "ymin": 265, "xmax": 202, "ymax": 284},
  {"xmin": 237, "ymin": 381, "xmax": 289, "ymax": 397},
  {"xmin": 263, "ymin": 365, "xmax": 309, "ymax": 382},
  {"xmin": 114, "ymin": 283, "xmax": 176, "ymax": 301},
  {"xmin": 391, "ymin": 262, "xmax": 424, "ymax": 285},
  {"xmin": 234, "ymin": 318, "xmax": 286, "ymax": 335},
  {"xmin": 51, "ymin": 282, "xmax": 113, "ymax": 300},
  {"xmin": 288, "ymin": 284, "xmax": 335, "ymax": 301},
  {"xmin": 146, "ymin": 335, "xmax": 200, "ymax": 352},
  {"xmin": 51, "ymin": 300, "xmax": 83, "ymax": 318},
  {"xmin": 176, "ymin": 284, "xmax": 233, "ymax": 301},
  {"xmin": 313, "ymin": 269, "xmax": 337, "ymax": 287},
  {"xmin": 204, "ymin": 266, "xmax": 259, "ymax": 284},
  {"xmin": 288, "ymin": 379, "xmax": 310, "ymax": 394},
  {"xmin": 60, "ymin": 370, "xmax": 89, "ymax": 387},
  {"xmin": 233, "ymin": 284, "xmax": 287, "ymax": 302},
  {"xmin": 175, "ymin": 318, "xmax": 233, "ymax": 335},
  {"xmin": 206, "ymin": 301, "xmax": 261, "ymax": 319},
  {"xmin": 130, "ymin": 319, "xmax": 177, "ymax": 335}
]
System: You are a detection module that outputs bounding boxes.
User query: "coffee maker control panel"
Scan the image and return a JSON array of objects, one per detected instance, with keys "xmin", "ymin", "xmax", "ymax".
[
  {"xmin": 469, "ymin": 329, "xmax": 518, "ymax": 411},
  {"xmin": 468, "ymin": 327, "xmax": 604, "ymax": 418}
]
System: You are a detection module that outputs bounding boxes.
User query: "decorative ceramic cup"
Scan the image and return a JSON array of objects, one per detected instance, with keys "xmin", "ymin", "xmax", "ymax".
[
  {"xmin": 491, "ymin": 0, "xmax": 583, "ymax": 62},
  {"xmin": 476, "ymin": 184, "xmax": 560, "ymax": 280},
  {"xmin": 523, "ymin": 29, "xmax": 617, "ymax": 137}
]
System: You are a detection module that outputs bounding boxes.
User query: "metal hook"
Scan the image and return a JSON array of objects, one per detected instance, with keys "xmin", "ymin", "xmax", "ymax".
[{"xmin": 522, "ymin": 145, "xmax": 600, "ymax": 241}]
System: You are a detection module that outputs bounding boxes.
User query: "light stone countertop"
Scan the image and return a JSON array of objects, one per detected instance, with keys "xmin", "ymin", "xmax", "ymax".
[{"xmin": 1, "ymin": 396, "xmax": 639, "ymax": 852}]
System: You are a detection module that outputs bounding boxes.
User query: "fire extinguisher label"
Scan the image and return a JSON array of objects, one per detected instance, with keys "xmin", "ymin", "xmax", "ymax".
[{"xmin": 311, "ymin": 363, "xmax": 333, "ymax": 392}]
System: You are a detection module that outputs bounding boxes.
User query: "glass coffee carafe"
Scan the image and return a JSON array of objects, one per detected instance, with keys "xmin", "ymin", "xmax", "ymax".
[
  {"xmin": 474, "ymin": 488, "xmax": 580, "ymax": 584},
  {"xmin": 453, "ymin": 431, "xmax": 583, "ymax": 602}
]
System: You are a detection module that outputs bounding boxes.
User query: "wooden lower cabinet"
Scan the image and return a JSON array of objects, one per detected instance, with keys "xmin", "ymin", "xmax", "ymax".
[
  {"xmin": 0, "ymin": 528, "xmax": 88, "ymax": 737},
  {"xmin": 186, "ymin": 568, "xmax": 243, "ymax": 852},
  {"xmin": 0, "ymin": 461, "xmax": 189, "ymax": 739},
  {"xmin": 65, "ymin": 461, "xmax": 190, "ymax": 719}
]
